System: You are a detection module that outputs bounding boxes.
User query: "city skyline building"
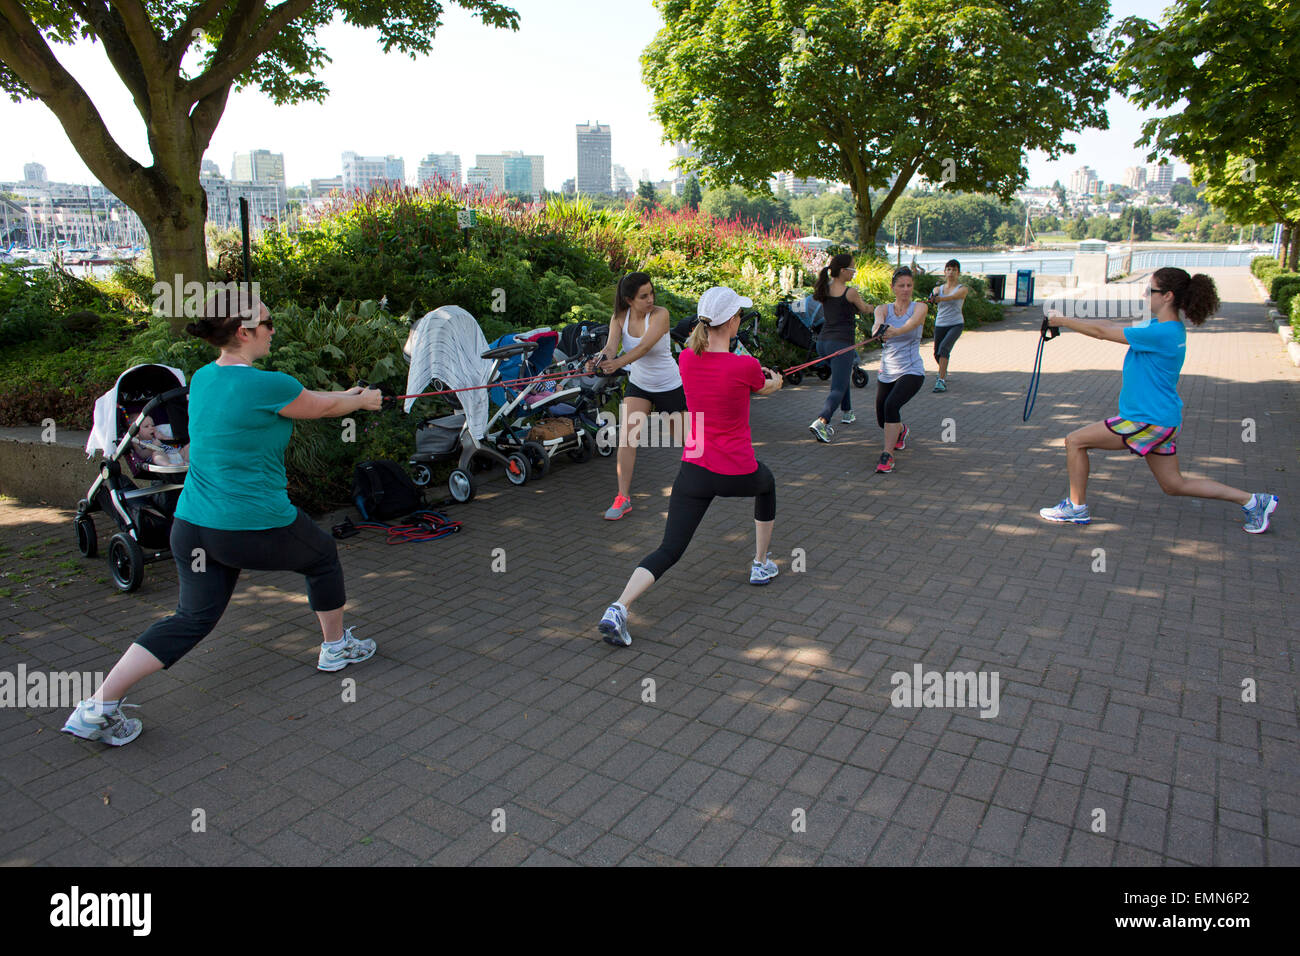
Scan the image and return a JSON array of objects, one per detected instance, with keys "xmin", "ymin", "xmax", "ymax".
[
  {"xmin": 22, "ymin": 162, "xmax": 46, "ymax": 183},
  {"xmin": 612, "ymin": 163, "xmax": 634, "ymax": 195},
  {"xmin": 1146, "ymin": 162, "xmax": 1174, "ymax": 194},
  {"xmin": 474, "ymin": 151, "xmax": 544, "ymax": 197},
  {"xmin": 576, "ymin": 122, "xmax": 612, "ymax": 195},
  {"xmin": 1068, "ymin": 165, "xmax": 1100, "ymax": 196},
  {"xmin": 341, "ymin": 151, "xmax": 405, "ymax": 192},
  {"xmin": 417, "ymin": 152, "xmax": 462, "ymax": 188}
]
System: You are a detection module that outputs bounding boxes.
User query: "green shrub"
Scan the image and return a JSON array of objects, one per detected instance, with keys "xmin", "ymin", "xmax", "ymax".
[
  {"xmin": 1269, "ymin": 273, "xmax": 1300, "ymax": 306},
  {"xmin": 1251, "ymin": 255, "xmax": 1283, "ymax": 280},
  {"xmin": 1282, "ymin": 289, "xmax": 1299, "ymax": 319},
  {"xmin": 0, "ymin": 261, "xmax": 148, "ymax": 348},
  {"xmin": 0, "ymin": 330, "xmax": 135, "ymax": 428}
]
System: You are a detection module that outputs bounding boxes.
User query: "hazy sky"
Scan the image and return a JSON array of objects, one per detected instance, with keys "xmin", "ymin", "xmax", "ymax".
[{"xmin": 1, "ymin": 0, "xmax": 1186, "ymax": 191}]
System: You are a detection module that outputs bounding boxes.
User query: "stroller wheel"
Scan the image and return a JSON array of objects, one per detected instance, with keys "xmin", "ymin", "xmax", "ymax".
[
  {"xmin": 786, "ymin": 370, "xmax": 803, "ymax": 386},
  {"xmin": 107, "ymin": 533, "xmax": 144, "ymax": 593},
  {"xmin": 448, "ymin": 468, "xmax": 476, "ymax": 503},
  {"xmin": 596, "ymin": 422, "xmax": 617, "ymax": 457},
  {"xmin": 410, "ymin": 463, "xmax": 433, "ymax": 487},
  {"xmin": 852, "ymin": 367, "xmax": 869, "ymax": 389},
  {"xmin": 521, "ymin": 441, "xmax": 550, "ymax": 479},
  {"xmin": 505, "ymin": 451, "xmax": 531, "ymax": 486},
  {"xmin": 75, "ymin": 515, "xmax": 98, "ymax": 558},
  {"xmin": 816, "ymin": 365, "xmax": 832, "ymax": 380},
  {"xmin": 567, "ymin": 430, "xmax": 594, "ymax": 463}
]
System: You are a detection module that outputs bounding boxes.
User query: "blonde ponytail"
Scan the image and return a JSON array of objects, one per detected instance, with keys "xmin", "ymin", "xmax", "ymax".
[{"xmin": 687, "ymin": 318, "xmax": 711, "ymax": 355}]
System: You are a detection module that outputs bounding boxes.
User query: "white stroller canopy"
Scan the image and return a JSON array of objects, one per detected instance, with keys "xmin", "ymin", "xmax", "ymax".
[
  {"xmin": 85, "ymin": 363, "xmax": 186, "ymax": 459},
  {"xmin": 403, "ymin": 305, "xmax": 495, "ymax": 439}
]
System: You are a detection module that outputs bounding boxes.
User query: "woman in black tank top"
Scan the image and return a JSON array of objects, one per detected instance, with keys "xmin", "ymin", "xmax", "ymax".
[{"xmin": 808, "ymin": 254, "xmax": 871, "ymax": 443}]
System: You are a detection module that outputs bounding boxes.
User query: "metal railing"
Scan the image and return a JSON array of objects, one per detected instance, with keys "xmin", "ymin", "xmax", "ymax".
[{"xmin": 913, "ymin": 254, "xmax": 1074, "ymax": 275}]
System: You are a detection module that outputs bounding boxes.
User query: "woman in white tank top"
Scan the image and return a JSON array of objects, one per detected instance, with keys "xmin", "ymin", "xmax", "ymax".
[{"xmin": 591, "ymin": 272, "xmax": 688, "ymax": 520}]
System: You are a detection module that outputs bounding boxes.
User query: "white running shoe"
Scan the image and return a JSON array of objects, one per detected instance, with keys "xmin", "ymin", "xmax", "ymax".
[{"xmin": 318, "ymin": 627, "xmax": 377, "ymax": 671}]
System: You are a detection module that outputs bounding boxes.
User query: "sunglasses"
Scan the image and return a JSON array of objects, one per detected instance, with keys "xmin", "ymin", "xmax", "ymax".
[{"xmin": 1147, "ymin": 287, "xmax": 1166, "ymax": 295}]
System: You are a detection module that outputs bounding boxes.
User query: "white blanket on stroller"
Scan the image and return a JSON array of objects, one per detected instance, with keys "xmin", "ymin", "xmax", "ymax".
[{"xmin": 403, "ymin": 306, "xmax": 494, "ymax": 438}]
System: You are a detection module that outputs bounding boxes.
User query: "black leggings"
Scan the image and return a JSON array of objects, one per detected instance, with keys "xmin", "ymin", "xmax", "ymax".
[
  {"xmin": 638, "ymin": 461, "xmax": 776, "ymax": 579},
  {"xmin": 875, "ymin": 374, "xmax": 924, "ymax": 426},
  {"xmin": 136, "ymin": 510, "xmax": 345, "ymax": 668}
]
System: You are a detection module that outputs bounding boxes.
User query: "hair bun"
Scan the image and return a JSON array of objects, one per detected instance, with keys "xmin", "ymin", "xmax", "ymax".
[{"xmin": 184, "ymin": 318, "xmax": 211, "ymax": 338}]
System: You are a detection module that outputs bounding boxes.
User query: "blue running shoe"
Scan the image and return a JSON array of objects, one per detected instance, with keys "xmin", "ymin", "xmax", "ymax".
[
  {"xmin": 599, "ymin": 603, "xmax": 631, "ymax": 647},
  {"xmin": 1243, "ymin": 493, "xmax": 1278, "ymax": 534},
  {"xmin": 1039, "ymin": 498, "xmax": 1091, "ymax": 524},
  {"xmin": 62, "ymin": 698, "xmax": 142, "ymax": 746},
  {"xmin": 840, "ymin": 411, "xmax": 857, "ymax": 424}
]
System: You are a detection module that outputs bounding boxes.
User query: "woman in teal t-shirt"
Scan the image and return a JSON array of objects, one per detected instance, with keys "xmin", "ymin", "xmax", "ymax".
[
  {"xmin": 1038, "ymin": 268, "xmax": 1277, "ymax": 534},
  {"xmin": 62, "ymin": 288, "xmax": 384, "ymax": 746}
]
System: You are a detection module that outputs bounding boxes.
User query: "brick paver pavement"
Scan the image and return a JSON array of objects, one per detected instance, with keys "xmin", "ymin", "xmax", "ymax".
[{"xmin": 1, "ymin": 267, "xmax": 1296, "ymax": 866}]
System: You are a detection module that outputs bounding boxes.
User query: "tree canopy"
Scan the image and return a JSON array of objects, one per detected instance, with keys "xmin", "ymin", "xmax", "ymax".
[
  {"xmin": 1114, "ymin": 0, "xmax": 1300, "ymax": 266},
  {"xmin": 0, "ymin": 1, "xmax": 519, "ymax": 324},
  {"xmin": 644, "ymin": 0, "xmax": 1112, "ymax": 252},
  {"xmin": 1114, "ymin": 0, "xmax": 1299, "ymax": 174}
]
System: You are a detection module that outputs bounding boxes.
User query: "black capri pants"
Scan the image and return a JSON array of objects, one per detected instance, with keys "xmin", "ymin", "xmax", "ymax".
[
  {"xmin": 135, "ymin": 509, "xmax": 345, "ymax": 668},
  {"xmin": 875, "ymin": 374, "xmax": 924, "ymax": 426},
  {"xmin": 933, "ymin": 324, "xmax": 963, "ymax": 359},
  {"xmin": 638, "ymin": 460, "xmax": 776, "ymax": 579}
]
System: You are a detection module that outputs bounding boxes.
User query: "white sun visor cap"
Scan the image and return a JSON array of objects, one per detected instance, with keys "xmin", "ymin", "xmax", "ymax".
[{"xmin": 696, "ymin": 286, "xmax": 753, "ymax": 326}]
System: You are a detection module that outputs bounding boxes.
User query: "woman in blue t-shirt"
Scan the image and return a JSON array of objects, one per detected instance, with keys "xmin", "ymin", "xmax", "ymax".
[
  {"xmin": 63, "ymin": 288, "xmax": 384, "ymax": 746},
  {"xmin": 1039, "ymin": 268, "xmax": 1277, "ymax": 533}
]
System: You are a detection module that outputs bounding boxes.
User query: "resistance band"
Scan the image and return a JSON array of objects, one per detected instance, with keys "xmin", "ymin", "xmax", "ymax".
[
  {"xmin": 1023, "ymin": 317, "xmax": 1061, "ymax": 422},
  {"xmin": 333, "ymin": 510, "xmax": 462, "ymax": 543},
  {"xmin": 390, "ymin": 329, "xmax": 890, "ymax": 404}
]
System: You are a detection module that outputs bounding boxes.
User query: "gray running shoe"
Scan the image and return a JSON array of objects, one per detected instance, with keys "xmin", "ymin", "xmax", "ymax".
[
  {"xmin": 750, "ymin": 553, "xmax": 779, "ymax": 585},
  {"xmin": 599, "ymin": 603, "xmax": 631, "ymax": 647},
  {"xmin": 809, "ymin": 419, "xmax": 833, "ymax": 443},
  {"xmin": 841, "ymin": 411, "xmax": 857, "ymax": 424}
]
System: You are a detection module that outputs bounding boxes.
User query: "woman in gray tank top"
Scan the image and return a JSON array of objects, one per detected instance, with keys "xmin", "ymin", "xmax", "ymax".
[
  {"xmin": 870, "ymin": 267, "xmax": 928, "ymax": 473},
  {"xmin": 928, "ymin": 258, "xmax": 969, "ymax": 392}
]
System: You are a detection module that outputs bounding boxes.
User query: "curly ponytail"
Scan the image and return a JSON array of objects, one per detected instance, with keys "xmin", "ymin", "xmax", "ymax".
[{"xmin": 1152, "ymin": 267, "xmax": 1220, "ymax": 326}]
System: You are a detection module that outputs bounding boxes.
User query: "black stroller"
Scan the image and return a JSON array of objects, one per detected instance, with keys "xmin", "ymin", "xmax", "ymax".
[
  {"xmin": 775, "ymin": 293, "xmax": 869, "ymax": 388},
  {"xmin": 669, "ymin": 308, "xmax": 762, "ymax": 358},
  {"xmin": 77, "ymin": 364, "xmax": 189, "ymax": 592}
]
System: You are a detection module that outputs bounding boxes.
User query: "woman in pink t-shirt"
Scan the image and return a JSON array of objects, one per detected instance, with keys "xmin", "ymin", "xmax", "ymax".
[{"xmin": 598, "ymin": 286, "xmax": 784, "ymax": 648}]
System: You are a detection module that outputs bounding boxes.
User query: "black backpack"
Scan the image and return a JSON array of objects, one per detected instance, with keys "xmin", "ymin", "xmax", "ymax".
[{"xmin": 352, "ymin": 459, "xmax": 422, "ymax": 521}]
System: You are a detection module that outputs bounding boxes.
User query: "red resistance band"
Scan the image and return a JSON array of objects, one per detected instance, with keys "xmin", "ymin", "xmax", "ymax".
[
  {"xmin": 393, "ymin": 333, "xmax": 885, "ymax": 403},
  {"xmin": 353, "ymin": 511, "xmax": 463, "ymax": 543}
]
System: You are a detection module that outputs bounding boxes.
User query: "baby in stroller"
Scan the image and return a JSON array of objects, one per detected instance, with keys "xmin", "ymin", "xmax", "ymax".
[
  {"xmin": 77, "ymin": 363, "xmax": 191, "ymax": 592},
  {"xmin": 130, "ymin": 415, "xmax": 189, "ymax": 467}
]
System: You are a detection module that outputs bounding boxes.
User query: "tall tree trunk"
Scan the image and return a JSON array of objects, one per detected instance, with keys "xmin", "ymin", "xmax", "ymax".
[
  {"xmin": 143, "ymin": 189, "xmax": 210, "ymax": 332},
  {"xmin": 852, "ymin": 189, "xmax": 878, "ymax": 254},
  {"xmin": 1279, "ymin": 224, "xmax": 1291, "ymax": 269},
  {"xmin": 1288, "ymin": 222, "xmax": 1299, "ymax": 272}
]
